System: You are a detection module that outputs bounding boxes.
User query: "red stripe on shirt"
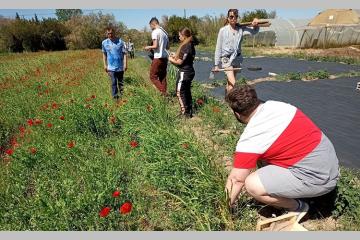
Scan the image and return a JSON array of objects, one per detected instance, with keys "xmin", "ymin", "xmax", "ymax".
[
  {"xmin": 261, "ymin": 109, "xmax": 322, "ymax": 168},
  {"xmin": 233, "ymin": 152, "xmax": 261, "ymax": 169}
]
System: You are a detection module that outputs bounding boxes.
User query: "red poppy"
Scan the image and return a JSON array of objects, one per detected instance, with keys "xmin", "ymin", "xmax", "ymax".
[
  {"xmin": 112, "ymin": 190, "xmax": 121, "ymax": 198},
  {"xmin": 10, "ymin": 138, "xmax": 19, "ymax": 147},
  {"xmin": 59, "ymin": 116, "xmax": 65, "ymax": 120},
  {"xmin": 130, "ymin": 140, "xmax": 138, "ymax": 148},
  {"xmin": 19, "ymin": 126, "xmax": 26, "ymax": 133},
  {"xmin": 85, "ymin": 104, "xmax": 91, "ymax": 109},
  {"xmin": 67, "ymin": 140, "xmax": 75, "ymax": 148},
  {"xmin": 45, "ymin": 82, "xmax": 49, "ymax": 86},
  {"xmin": 5, "ymin": 149, "xmax": 14, "ymax": 155},
  {"xmin": 27, "ymin": 119, "xmax": 34, "ymax": 126},
  {"xmin": 85, "ymin": 98, "xmax": 91, "ymax": 102},
  {"xmin": 99, "ymin": 207, "xmax": 111, "ymax": 218},
  {"xmin": 196, "ymin": 98, "xmax": 204, "ymax": 106},
  {"xmin": 47, "ymin": 123, "xmax": 53, "ymax": 128},
  {"xmin": 30, "ymin": 147, "xmax": 37, "ymax": 154},
  {"xmin": 91, "ymin": 95, "xmax": 96, "ymax": 99},
  {"xmin": 34, "ymin": 118, "xmax": 43, "ymax": 125},
  {"xmin": 52, "ymin": 102, "xmax": 59, "ymax": 109},
  {"xmin": 119, "ymin": 202, "xmax": 132, "ymax": 214}
]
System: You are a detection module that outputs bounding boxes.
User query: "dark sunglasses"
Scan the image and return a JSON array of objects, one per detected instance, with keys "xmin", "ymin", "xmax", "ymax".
[{"xmin": 228, "ymin": 15, "xmax": 238, "ymax": 19}]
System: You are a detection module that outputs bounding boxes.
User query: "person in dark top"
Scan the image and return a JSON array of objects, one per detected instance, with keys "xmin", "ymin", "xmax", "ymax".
[{"xmin": 169, "ymin": 27, "xmax": 196, "ymax": 118}]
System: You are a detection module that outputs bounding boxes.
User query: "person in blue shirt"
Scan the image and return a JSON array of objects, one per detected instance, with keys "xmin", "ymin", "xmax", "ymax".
[{"xmin": 102, "ymin": 27, "xmax": 128, "ymax": 100}]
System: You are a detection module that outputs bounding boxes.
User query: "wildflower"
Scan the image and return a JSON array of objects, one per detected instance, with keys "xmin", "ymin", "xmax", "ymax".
[
  {"xmin": 34, "ymin": 119, "xmax": 43, "ymax": 125},
  {"xmin": 91, "ymin": 95, "xmax": 96, "ymax": 99},
  {"xmin": 112, "ymin": 190, "xmax": 121, "ymax": 198},
  {"xmin": 59, "ymin": 116, "xmax": 65, "ymax": 120},
  {"xmin": 67, "ymin": 140, "xmax": 75, "ymax": 148},
  {"xmin": 5, "ymin": 149, "xmax": 14, "ymax": 155},
  {"xmin": 27, "ymin": 119, "xmax": 34, "ymax": 126},
  {"xmin": 196, "ymin": 98, "xmax": 204, "ymax": 106},
  {"xmin": 30, "ymin": 147, "xmax": 37, "ymax": 154},
  {"xmin": 47, "ymin": 123, "xmax": 53, "ymax": 128},
  {"xmin": 19, "ymin": 126, "xmax": 26, "ymax": 133},
  {"xmin": 130, "ymin": 140, "xmax": 138, "ymax": 148},
  {"xmin": 119, "ymin": 202, "xmax": 132, "ymax": 214},
  {"xmin": 52, "ymin": 102, "xmax": 59, "ymax": 109},
  {"xmin": 99, "ymin": 207, "xmax": 111, "ymax": 218},
  {"xmin": 10, "ymin": 138, "xmax": 19, "ymax": 147}
]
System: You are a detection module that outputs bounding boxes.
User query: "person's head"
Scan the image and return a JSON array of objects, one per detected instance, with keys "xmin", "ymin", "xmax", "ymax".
[
  {"xmin": 178, "ymin": 27, "xmax": 192, "ymax": 42},
  {"xmin": 106, "ymin": 27, "xmax": 116, "ymax": 39},
  {"xmin": 149, "ymin": 17, "xmax": 159, "ymax": 30},
  {"xmin": 175, "ymin": 27, "xmax": 193, "ymax": 59},
  {"xmin": 224, "ymin": 9, "xmax": 239, "ymax": 26},
  {"xmin": 225, "ymin": 85, "xmax": 261, "ymax": 124}
]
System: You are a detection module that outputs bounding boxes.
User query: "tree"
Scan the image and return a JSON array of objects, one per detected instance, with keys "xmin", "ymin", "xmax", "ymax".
[
  {"xmin": 55, "ymin": 9, "xmax": 83, "ymax": 21},
  {"xmin": 241, "ymin": 9, "xmax": 276, "ymax": 22}
]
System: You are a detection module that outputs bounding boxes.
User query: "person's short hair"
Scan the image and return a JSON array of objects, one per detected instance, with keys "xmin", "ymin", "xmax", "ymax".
[
  {"xmin": 225, "ymin": 85, "xmax": 260, "ymax": 117},
  {"xmin": 149, "ymin": 17, "xmax": 159, "ymax": 24},
  {"xmin": 106, "ymin": 26, "xmax": 114, "ymax": 32}
]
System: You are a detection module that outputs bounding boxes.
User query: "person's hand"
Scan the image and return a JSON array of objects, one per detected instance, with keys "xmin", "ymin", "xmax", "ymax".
[
  {"xmin": 124, "ymin": 65, "xmax": 128, "ymax": 72},
  {"xmin": 252, "ymin": 18, "xmax": 259, "ymax": 27},
  {"xmin": 212, "ymin": 65, "xmax": 220, "ymax": 72},
  {"xmin": 144, "ymin": 46, "xmax": 150, "ymax": 51}
]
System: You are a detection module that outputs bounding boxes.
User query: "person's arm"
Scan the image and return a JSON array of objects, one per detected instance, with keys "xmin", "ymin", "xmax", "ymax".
[
  {"xmin": 169, "ymin": 56, "xmax": 183, "ymax": 65},
  {"xmin": 123, "ymin": 43, "xmax": 128, "ymax": 71},
  {"xmin": 225, "ymin": 168, "xmax": 252, "ymax": 206},
  {"xmin": 145, "ymin": 31, "xmax": 159, "ymax": 50},
  {"xmin": 214, "ymin": 28, "xmax": 223, "ymax": 71},
  {"xmin": 102, "ymin": 43, "xmax": 108, "ymax": 72},
  {"xmin": 123, "ymin": 54, "xmax": 127, "ymax": 71},
  {"xmin": 102, "ymin": 52, "xmax": 108, "ymax": 72},
  {"xmin": 242, "ymin": 18, "xmax": 260, "ymax": 35}
]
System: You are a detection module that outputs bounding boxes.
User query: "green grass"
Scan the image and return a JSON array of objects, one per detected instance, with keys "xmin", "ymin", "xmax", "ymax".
[{"xmin": 1, "ymin": 49, "xmax": 360, "ymax": 230}]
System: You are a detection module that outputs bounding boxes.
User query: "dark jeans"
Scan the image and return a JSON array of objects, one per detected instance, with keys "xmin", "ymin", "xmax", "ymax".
[
  {"xmin": 108, "ymin": 71, "xmax": 124, "ymax": 98},
  {"xmin": 176, "ymin": 70, "xmax": 195, "ymax": 116},
  {"xmin": 150, "ymin": 58, "xmax": 168, "ymax": 94}
]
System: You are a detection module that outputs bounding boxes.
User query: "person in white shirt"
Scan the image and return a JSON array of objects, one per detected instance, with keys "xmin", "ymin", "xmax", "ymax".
[{"xmin": 144, "ymin": 17, "xmax": 170, "ymax": 95}]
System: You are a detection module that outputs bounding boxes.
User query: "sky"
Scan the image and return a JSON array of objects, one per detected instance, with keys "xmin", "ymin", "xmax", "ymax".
[{"xmin": 0, "ymin": 8, "xmax": 322, "ymax": 30}]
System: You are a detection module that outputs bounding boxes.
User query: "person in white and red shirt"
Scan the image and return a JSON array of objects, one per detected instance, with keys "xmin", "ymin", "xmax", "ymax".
[{"xmin": 225, "ymin": 85, "xmax": 339, "ymax": 220}]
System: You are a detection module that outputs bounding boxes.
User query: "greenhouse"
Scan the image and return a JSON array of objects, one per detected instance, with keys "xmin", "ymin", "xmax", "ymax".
[{"xmin": 245, "ymin": 9, "xmax": 360, "ymax": 48}]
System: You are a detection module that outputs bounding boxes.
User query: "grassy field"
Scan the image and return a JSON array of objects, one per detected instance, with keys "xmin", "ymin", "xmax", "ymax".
[{"xmin": 1, "ymin": 49, "xmax": 360, "ymax": 230}]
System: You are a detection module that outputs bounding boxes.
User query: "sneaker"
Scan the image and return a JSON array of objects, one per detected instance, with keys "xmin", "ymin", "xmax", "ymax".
[{"xmin": 289, "ymin": 199, "xmax": 309, "ymax": 222}]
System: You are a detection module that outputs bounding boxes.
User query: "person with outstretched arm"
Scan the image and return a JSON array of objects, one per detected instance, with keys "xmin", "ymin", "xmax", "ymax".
[{"xmin": 213, "ymin": 9, "xmax": 259, "ymax": 94}]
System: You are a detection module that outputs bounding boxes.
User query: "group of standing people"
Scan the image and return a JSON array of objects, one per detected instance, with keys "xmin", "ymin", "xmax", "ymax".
[{"xmin": 101, "ymin": 9, "xmax": 340, "ymax": 224}]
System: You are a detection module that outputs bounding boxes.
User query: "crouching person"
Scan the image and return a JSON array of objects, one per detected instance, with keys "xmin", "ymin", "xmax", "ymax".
[{"xmin": 225, "ymin": 85, "xmax": 339, "ymax": 220}]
